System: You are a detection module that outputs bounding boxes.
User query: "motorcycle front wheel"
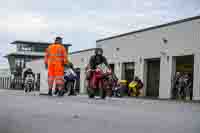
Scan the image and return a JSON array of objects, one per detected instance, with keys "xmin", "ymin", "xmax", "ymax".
[
  {"xmin": 116, "ymin": 89, "xmax": 123, "ymax": 97},
  {"xmin": 87, "ymin": 87, "xmax": 95, "ymax": 98},
  {"xmin": 99, "ymin": 87, "xmax": 106, "ymax": 99}
]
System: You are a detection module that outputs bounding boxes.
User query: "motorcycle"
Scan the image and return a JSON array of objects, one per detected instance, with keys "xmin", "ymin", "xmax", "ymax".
[
  {"xmin": 128, "ymin": 80, "xmax": 143, "ymax": 97},
  {"xmin": 128, "ymin": 81, "xmax": 139, "ymax": 97},
  {"xmin": 24, "ymin": 74, "xmax": 35, "ymax": 93},
  {"xmin": 112, "ymin": 80, "xmax": 126, "ymax": 97},
  {"xmin": 86, "ymin": 64, "xmax": 112, "ymax": 99},
  {"xmin": 112, "ymin": 86, "xmax": 123, "ymax": 97},
  {"xmin": 64, "ymin": 68, "xmax": 78, "ymax": 96}
]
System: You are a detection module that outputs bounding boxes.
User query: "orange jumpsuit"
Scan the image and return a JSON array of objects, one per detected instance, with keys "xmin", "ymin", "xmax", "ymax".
[{"xmin": 44, "ymin": 43, "xmax": 68, "ymax": 89}]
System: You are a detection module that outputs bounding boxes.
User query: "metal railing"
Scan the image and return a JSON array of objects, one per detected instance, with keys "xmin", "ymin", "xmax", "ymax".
[
  {"xmin": 0, "ymin": 76, "xmax": 24, "ymax": 90},
  {"xmin": 0, "ymin": 77, "xmax": 12, "ymax": 89},
  {"xmin": 0, "ymin": 75, "xmax": 40, "ymax": 91}
]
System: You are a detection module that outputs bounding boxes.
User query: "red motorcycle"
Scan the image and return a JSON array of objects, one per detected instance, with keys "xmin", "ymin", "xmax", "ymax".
[{"xmin": 86, "ymin": 64, "xmax": 112, "ymax": 99}]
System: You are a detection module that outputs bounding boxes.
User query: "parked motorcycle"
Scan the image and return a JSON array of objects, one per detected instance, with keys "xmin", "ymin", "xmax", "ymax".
[
  {"xmin": 86, "ymin": 64, "xmax": 112, "ymax": 99},
  {"xmin": 64, "ymin": 68, "xmax": 78, "ymax": 96},
  {"xmin": 112, "ymin": 80, "xmax": 127, "ymax": 97},
  {"xmin": 112, "ymin": 86, "xmax": 123, "ymax": 97},
  {"xmin": 128, "ymin": 81, "xmax": 138, "ymax": 96}
]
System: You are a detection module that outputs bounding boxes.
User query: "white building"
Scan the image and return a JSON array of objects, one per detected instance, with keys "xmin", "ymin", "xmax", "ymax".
[
  {"xmin": 26, "ymin": 16, "xmax": 200, "ymax": 100},
  {"xmin": 96, "ymin": 15, "xmax": 200, "ymax": 100}
]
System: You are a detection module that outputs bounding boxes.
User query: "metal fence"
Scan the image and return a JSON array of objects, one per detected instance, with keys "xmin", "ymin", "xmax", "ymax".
[
  {"xmin": 0, "ymin": 75, "xmax": 41, "ymax": 91},
  {"xmin": 0, "ymin": 76, "xmax": 24, "ymax": 90},
  {"xmin": 0, "ymin": 77, "xmax": 12, "ymax": 89}
]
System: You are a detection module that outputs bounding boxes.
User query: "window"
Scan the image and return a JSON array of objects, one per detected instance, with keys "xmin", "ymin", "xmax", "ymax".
[
  {"xmin": 22, "ymin": 47, "xmax": 32, "ymax": 52},
  {"xmin": 25, "ymin": 58, "xmax": 31, "ymax": 62},
  {"xmin": 122, "ymin": 62, "xmax": 135, "ymax": 82},
  {"xmin": 17, "ymin": 44, "xmax": 23, "ymax": 51},
  {"xmin": 15, "ymin": 58, "xmax": 25, "ymax": 67},
  {"xmin": 34, "ymin": 46, "xmax": 46, "ymax": 52},
  {"xmin": 15, "ymin": 59, "xmax": 20, "ymax": 66}
]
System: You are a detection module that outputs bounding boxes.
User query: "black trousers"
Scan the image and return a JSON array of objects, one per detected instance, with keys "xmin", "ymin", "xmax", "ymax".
[{"xmin": 65, "ymin": 80, "xmax": 75, "ymax": 95}]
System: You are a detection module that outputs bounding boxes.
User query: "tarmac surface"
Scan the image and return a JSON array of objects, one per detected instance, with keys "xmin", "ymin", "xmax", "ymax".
[{"xmin": 0, "ymin": 90, "xmax": 200, "ymax": 133}]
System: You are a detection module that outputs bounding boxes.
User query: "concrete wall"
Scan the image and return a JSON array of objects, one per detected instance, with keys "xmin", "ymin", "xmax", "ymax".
[{"xmin": 96, "ymin": 18, "xmax": 200, "ymax": 99}]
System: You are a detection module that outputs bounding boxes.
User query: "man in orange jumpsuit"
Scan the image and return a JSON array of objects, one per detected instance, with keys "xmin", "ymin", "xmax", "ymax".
[{"xmin": 44, "ymin": 37, "xmax": 68, "ymax": 96}]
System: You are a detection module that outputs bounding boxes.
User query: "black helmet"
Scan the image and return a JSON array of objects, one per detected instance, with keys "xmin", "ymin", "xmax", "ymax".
[
  {"xmin": 55, "ymin": 36, "xmax": 63, "ymax": 44},
  {"xmin": 95, "ymin": 48, "xmax": 103, "ymax": 55},
  {"xmin": 55, "ymin": 36, "xmax": 62, "ymax": 41}
]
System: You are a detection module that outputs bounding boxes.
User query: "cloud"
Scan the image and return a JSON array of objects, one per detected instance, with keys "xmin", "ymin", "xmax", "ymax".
[
  {"xmin": 143, "ymin": 1, "xmax": 153, "ymax": 7},
  {"xmin": 1, "ymin": 0, "xmax": 200, "ymax": 68},
  {"xmin": 8, "ymin": 14, "xmax": 47, "ymax": 30}
]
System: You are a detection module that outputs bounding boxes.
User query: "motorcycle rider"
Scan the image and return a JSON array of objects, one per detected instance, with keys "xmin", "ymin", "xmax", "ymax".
[
  {"xmin": 172, "ymin": 72, "xmax": 181, "ymax": 99},
  {"xmin": 23, "ymin": 68, "xmax": 35, "ymax": 82},
  {"xmin": 88, "ymin": 48, "xmax": 109, "ymax": 89},
  {"xmin": 128, "ymin": 76, "xmax": 143, "ymax": 97},
  {"xmin": 23, "ymin": 68, "xmax": 35, "ymax": 92},
  {"xmin": 134, "ymin": 76, "xmax": 143, "ymax": 96},
  {"xmin": 89, "ymin": 48, "xmax": 109, "ymax": 70}
]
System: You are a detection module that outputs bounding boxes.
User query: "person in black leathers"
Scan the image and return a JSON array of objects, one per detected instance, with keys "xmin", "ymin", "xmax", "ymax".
[
  {"xmin": 134, "ymin": 76, "xmax": 143, "ymax": 97},
  {"xmin": 172, "ymin": 72, "xmax": 181, "ymax": 99},
  {"xmin": 23, "ymin": 68, "xmax": 34, "ymax": 82},
  {"xmin": 89, "ymin": 48, "xmax": 109, "ymax": 70},
  {"xmin": 88, "ymin": 48, "xmax": 110, "ymax": 90}
]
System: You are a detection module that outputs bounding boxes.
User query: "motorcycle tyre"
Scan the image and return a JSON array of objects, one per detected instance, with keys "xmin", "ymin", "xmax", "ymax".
[
  {"xmin": 116, "ymin": 89, "xmax": 123, "ymax": 97},
  {"xmin": 100, "ymin": 88, "xmax": 106, "ymax": 99}
]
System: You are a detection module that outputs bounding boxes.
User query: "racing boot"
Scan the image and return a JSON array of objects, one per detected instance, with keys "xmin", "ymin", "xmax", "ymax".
[
  {"xmin": 48, "ymin": 89, "xmax": 52, "ymax": 96},
  {"xmin": 54, "ymin": 89, "xmax": 59, "ymax": 95},
  {"xmin": 58, "ymin": 90, "xmax": 65, "ymax": 97}
]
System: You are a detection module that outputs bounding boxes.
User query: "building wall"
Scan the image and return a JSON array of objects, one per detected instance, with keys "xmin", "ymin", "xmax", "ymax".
[
  {"xmin": 96, "ymin": 18, "xmax": 200, "ymax": 99},
  {"xmin": 69, "ymin": 51, "xmax": 94, "ymax": 68},
  {"xmin": 97, "ymin": 19, "xmax": 200, "ymax": 60}
]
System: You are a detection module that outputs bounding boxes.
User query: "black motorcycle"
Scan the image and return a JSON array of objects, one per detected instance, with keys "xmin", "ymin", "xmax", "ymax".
[{"xmin": 64, "ymin": 68, "xmax": 78, "ymax": 96}]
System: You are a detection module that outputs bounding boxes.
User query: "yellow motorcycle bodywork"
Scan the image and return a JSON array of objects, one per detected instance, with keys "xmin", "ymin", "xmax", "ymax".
[{"xmin": 128, "ymin": 81, "xmax": 138, "ymax": 96}]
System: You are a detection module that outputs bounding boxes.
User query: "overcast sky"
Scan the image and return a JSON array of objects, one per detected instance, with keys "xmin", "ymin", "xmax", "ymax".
[{"xmin": 1, "ymin": 0, "xmax": 200, "ymax": 68}]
